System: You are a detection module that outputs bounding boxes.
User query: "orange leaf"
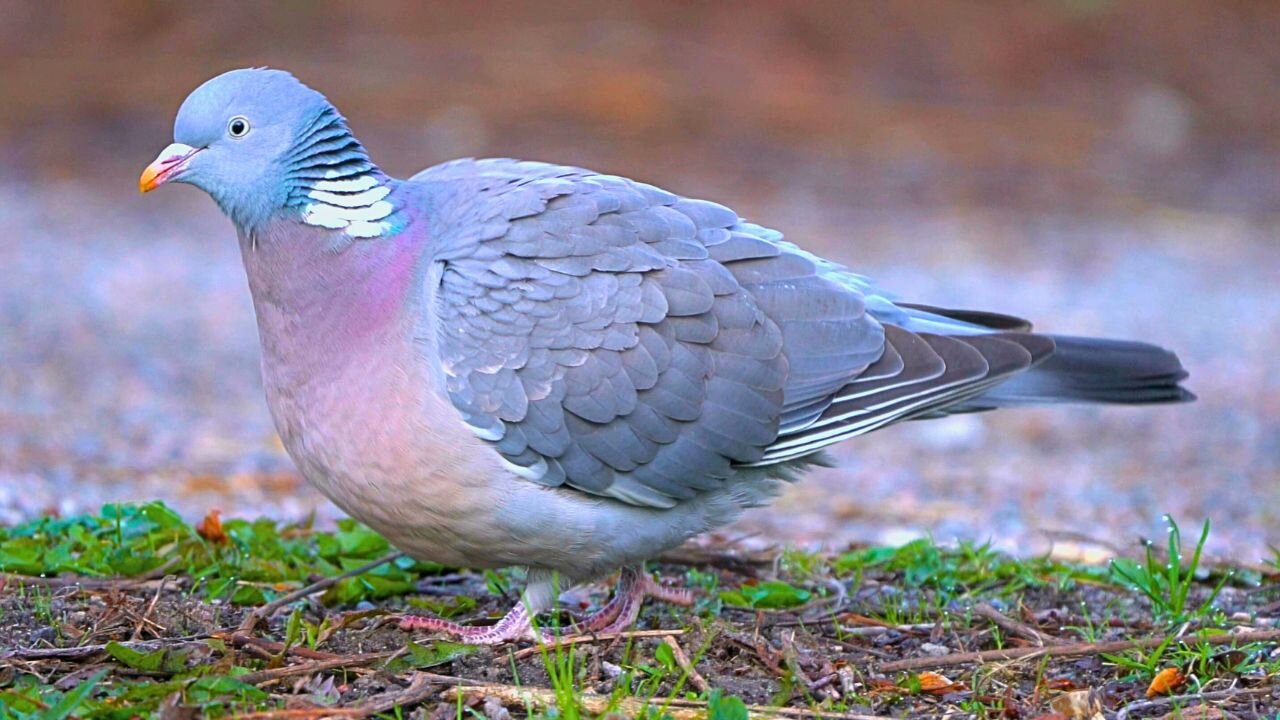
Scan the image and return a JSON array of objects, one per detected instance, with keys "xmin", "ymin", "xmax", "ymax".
[
  {"xmin": 918, "ymin": 671, "xmax": 964, "ymax": 695},
  {"xmin": 1146, "ymin": 667, "xmax": 1186, "ymax": 698},
  {"xmin": 1050, "ymin": 690, "xmax": 1103, "ymax": 719},
  {"xmin": 195, "ymin": 508, "xmax": 228, "ymax": 544}
]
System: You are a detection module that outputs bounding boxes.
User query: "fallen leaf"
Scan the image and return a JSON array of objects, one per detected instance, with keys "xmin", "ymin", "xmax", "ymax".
[
  {"xmin": 1146, "ymin": 667, "xmax": 1187, "ymax": 698},
  {"xmin": 1051, "ymin": 689, "xmax": 1103, "ymax": 720},
  {"xmin": 1208, "ymin": 649, "xmax": 1247, "ymax": 671},
  {"xmin": 918, "ymin": 671, "xmax": 964, "ymax": 695},
  {"xmin": 195, "ymin": 508, "xmax": 227, "ymax": 544}
]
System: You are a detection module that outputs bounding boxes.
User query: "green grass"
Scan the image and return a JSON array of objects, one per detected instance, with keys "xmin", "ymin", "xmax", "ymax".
[
  {"xmin": 719, "ymin": 579, "xmax": 812, "ymax": 610},
  {"xmin": 0, "ymin": 500, "xmax": 438, "ymax": 606},
  {"xmin": 1108, "ymin": 516, "xmax": 1229, "ymax": 624},
  {"xmin": 0, "ymin": 669, "xmax": 275, "ymax": 719},
  {"xmin": 834, "ymin": 537, "xmax": 1109, "ymax": 596}
]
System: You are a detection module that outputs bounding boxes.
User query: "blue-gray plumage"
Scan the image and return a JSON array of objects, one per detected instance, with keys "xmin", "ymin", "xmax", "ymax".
[{"xmin": 142, "ymin": 68, "xmax": 1192, "ymax": 644}]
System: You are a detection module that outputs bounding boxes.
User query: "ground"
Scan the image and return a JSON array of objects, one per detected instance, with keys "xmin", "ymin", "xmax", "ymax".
[{"xmin": 2, "ymin": 503, "xmax": 1279, "ymax": 718}]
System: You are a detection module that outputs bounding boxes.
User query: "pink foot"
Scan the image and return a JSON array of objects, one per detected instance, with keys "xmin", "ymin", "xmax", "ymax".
[
  {"xmin": 551, "ymin": 567, "xmax": 696, "ymax": 637},
  {"xmin": 397, "ymin": 601, "xmax": 534, "ymax": 645},
  {"xmin": 397, "ymin": 567, "xmax": 697, "ymax": 644}
]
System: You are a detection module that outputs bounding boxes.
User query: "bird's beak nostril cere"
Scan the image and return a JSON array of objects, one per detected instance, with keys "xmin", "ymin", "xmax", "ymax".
[{"xmin": 139, "ymin": 143, "xmax": 201, "ymax": 193}]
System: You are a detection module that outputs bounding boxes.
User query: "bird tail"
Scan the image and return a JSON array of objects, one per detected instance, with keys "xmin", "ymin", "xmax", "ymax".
[{"xmin": 962, "ymin": 334, "xmax": 1195, "ymax": 409}]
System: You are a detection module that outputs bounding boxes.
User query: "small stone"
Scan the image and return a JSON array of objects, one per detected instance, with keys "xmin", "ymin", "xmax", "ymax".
[
  {"xmin": 920, "ymin": 642, "xmax": 950, "ymax": 656},
  {"xmin": 481, "ymin": 697, "xmax": 511, "ymax": 720},
  {"xmin": 837, "ymin": 666, "xmax": 856, "ymax": 695}
]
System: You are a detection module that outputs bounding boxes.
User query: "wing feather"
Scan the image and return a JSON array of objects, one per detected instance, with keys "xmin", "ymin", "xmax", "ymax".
[
  {"xmin": 417, "ymin": 159, "xmax": 794, "ymax": 507},
  {"xmin": 413, "ymin": 158, "xmax": 1057, "ymax": 506}
]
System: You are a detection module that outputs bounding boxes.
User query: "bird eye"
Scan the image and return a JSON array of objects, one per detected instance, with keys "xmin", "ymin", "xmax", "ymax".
[{"xmin": 227, "ymin": 116, "xmax": 251, "ymax": 138}]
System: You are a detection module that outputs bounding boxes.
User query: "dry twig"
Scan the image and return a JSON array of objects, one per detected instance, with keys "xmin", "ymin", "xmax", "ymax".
[
  {"xmin": 219, "ymin": 631, "xmax": 346, "ymax": 661},
  {"xmin": 445, "ymin": 683, "xmax": 894, "ymax": 719},
  {"xmin": 972, "ymin": 603, "xmax": 1061, "ymax": 646},
  {"xmin": 222, "ymin": 710, "xmax": 368, "ymax": 719},
  {"xmin": 1114, "ymin": 685, "xmax": 1274, "ymax": 720},
  {"xmin": 230, "ymin": 671, "xmax": 445, "ymax": 712},
  {"xmin": 662, "ymin": 635, "xmax": 710, "ymax": 694},
  {"xmin": 238, "ymin": 551, "xmax": 403, "ymax": 632},
  {"xmin": 233, "ymin": 671, "xmax": 441, "ymax": 719},
  {"xmin": 878, "ymin": 628, "xmax": 1280, "ymax": 673},
  {"xmin": 129, "ymin": 581, "xmax": 169, "ymax": 641},
  {"xmin": 347, "ymin": 671, "xmax": 441, "ymax": 713},
  {"xmin": 236, "ymin": 650, "xmax": 399, "ymax": 685},
  {"xmin": 510, "ymin": 628, "xmax": 684, "ymax": 660},
  {"xmin": 837, "ymin": 622, "xmax": 939, "ymax": 638},
  {"xmin": 1, "ymin": 636, "xmax": 211, "ymax": 662},
  {"xmin": 0, "ymin": 557, "xmax": 183, "ymax": 592}
]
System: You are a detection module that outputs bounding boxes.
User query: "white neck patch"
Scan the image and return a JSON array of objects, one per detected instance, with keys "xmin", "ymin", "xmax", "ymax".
[{"xmin": 301, "ymin": 172, "xmax": 396, "ymax": 239}]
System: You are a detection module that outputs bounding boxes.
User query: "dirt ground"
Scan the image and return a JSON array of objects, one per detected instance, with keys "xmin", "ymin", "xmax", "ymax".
[{"xmin": 4, "ymin": 547, "xmax": 1280, "ymax": 718}]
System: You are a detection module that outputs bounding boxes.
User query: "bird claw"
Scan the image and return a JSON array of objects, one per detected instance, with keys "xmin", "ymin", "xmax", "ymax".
[
  {"xmin": 396, "ymin": 567, "xmax": 699, "ymax": 645},
  {"xmin": 395, "ymin": 602, "xmax": 534, "ymax": 645}
]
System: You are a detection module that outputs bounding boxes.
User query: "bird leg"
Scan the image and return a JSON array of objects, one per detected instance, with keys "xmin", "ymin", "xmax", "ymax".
[
  {"xmin": 397, "ymin": 566, "xmax": 695, "ymax": 644},
  {"xmin": 397, "ymin": 568, "xmax": 558, "ymax": 645},
  {"xmin": 549, "ymin": 566, "xmax": 695, "ymax": 636}
]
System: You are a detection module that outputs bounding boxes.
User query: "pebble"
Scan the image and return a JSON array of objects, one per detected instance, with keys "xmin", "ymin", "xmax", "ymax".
[
  {"xmin": 481, "ymin": 697, "xmax": 511, "ymax": 720},
  {"xmin": 920, "ymin": 642, "xmax": 951, "ymax": 656}
]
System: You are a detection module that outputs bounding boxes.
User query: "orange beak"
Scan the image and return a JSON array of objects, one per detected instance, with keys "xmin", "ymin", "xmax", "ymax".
[{"xmin": 139, "ymin": 143, "xmax": 201, "ymax": 193}]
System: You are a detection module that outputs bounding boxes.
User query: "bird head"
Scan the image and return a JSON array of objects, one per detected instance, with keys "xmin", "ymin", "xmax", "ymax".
[{"xmin": 140, "ymin": 68, "xmax": 376, "ymax": 234}]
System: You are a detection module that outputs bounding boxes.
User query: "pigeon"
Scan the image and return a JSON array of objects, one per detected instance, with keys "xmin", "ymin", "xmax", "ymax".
[{"xmin": 141, "ymin": 68, "xmax": 1192, "ymax": 644}]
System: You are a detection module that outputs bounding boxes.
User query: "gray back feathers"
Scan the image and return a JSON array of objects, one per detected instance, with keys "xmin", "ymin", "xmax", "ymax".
[{"xmin": 411, "ymin": 159, "xmax": 1184, "ymax": 508}]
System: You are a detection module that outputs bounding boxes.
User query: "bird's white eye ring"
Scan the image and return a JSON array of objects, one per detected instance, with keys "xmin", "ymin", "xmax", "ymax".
[{"xmin": 227, "ymin": 116, "xmax": 251, "ymax": 138}]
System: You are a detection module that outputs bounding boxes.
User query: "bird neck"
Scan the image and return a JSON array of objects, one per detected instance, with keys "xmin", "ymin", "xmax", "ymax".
[
  {"xmin": 238, "ymin": 218, "xmax": 426, "ymax": 369},
  {"xmin": 278, "ymin": 105, "xmax": 407, "ymax": 241},
  {"xmin": 292, "ymin": 170, "xmax": 406, "ymax": 241}
]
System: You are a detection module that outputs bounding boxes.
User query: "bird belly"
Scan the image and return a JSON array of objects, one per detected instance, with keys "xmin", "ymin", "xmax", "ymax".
[
  {"xmin": 258, "ymin": 333, "xmax": 510, "ymax": 568},
  {"xmin": 257, "ymin": 313, "xmax": 779, "ymax": 577}
]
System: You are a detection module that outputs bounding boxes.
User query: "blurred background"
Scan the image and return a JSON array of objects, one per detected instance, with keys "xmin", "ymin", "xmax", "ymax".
[{"xmin": 1, "ymin": 1, "xmax": 1277, "ymax": 561}]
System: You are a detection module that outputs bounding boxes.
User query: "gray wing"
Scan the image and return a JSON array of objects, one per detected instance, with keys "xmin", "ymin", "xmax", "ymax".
[{"xmin": 412, "ymin": 159, "xmax": 1046, "ymax": 506}]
